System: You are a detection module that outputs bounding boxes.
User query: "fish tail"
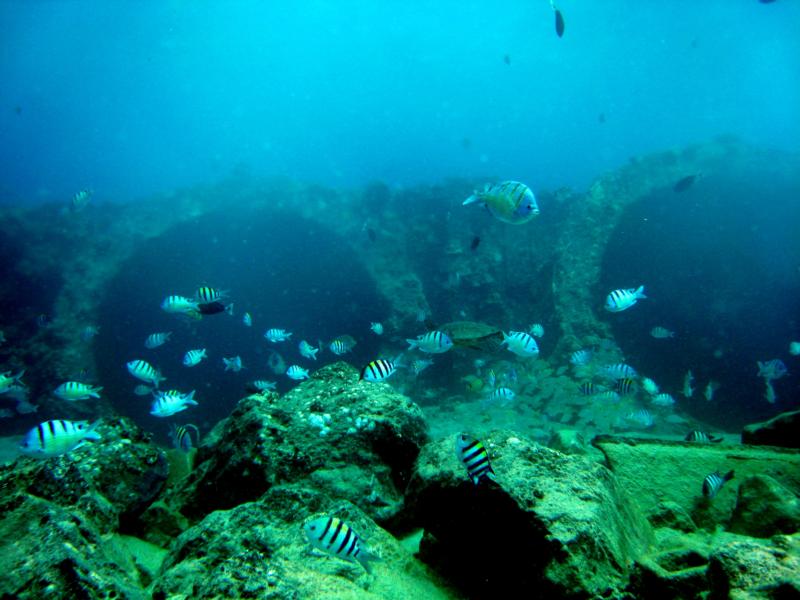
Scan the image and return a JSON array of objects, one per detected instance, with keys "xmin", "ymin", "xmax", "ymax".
[
  {"xmin": 85, "ymin": 419, "xmax": 103, "ymax": 441},
  {"xmin": 462, "ymin": 191, "xmax": 481, "ymax": 206},
  {"xmin": 635, "ymin": 285, "xmax": 647, "ymax": 299},
  {"xmin": 225, "ymin": 303, "xmax": 234, "ymax": 316},
  {"xmin": 723, "ymin": 470, "xmax": 735, "ymax": 482},
  {"xmin": 710, "ymin": 436, "xmax": 723, "ymax": 443},
  {"xmin": 405, "ymin": 339, "xmax": 419, "ymax": 350}
]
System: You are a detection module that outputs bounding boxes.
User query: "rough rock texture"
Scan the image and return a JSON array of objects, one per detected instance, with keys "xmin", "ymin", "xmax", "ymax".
[
  {"xmin": 707, "ymin": 536, "xmax": 800, "ymax": 599},
  {"xmin": 406, "ymin": 430, "xmax": 653, "ymax": 599},
  {"xmin": 592, "ymin": 435, "xmax": 800, "ymax": 530},
  {"xmin": 729, "ymin": 475, "xmax": 800, "ymax": 538},
  {"xmin": 742, "ymin": 410, "xmax": 800, "ymax": 449},
  {"xmin": 0, "ymin": 417, "xmax": 168, "ymax": 533},
  {"xmin": 153, "ymin": 484, "xmax": 456, "ymax": 600},
  {"xmin": 167, "ymin": 362, "xmax": 428, "ymax": 526},
  {"xmin": 0, "ymin": 492, "xmax": 149, "ymax": 599}
]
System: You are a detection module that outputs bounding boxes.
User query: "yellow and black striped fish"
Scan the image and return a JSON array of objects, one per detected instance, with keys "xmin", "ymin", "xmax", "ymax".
[
  {"xmin": 304, "ymin": 516, "xmax": 378, "ymax": 573},
  {"xmin": 360, "ymin": 359, "xmax": 398, "ymax": 382},
  {"xmin": 196, "ymin": 286, "xmax": 227, "ymax": 304},
  {"xmin": 615, "ymin": 378, "xmax": 636, "ymax": 396},
  {"xmin": 455, "ymin": 433, "xmax": 496, "ymax": 485}
]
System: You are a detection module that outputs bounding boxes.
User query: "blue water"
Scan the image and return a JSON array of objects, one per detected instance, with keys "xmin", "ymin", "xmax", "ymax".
[{"xmin": 1, "ymin": 1, "xmax": 798, "ymax": 204}]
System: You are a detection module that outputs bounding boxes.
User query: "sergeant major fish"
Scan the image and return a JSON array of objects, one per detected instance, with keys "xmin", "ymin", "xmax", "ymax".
[
  {"xmin": 183, "ymin": 349, "xmax": 207, "ymax": 367},
  {"xmin": 150, "ymin": 390, "xmax": 198, "ymax": 417},
  {"xmin": 702, "ymin": 470, "xmax": 734, "ymax": 499},
  {"xmin": 651, "ymin": 393, "xmax": 675, "ymax": 407},
  {"xmin": 243, "ymin": 312, "xmax": 253, "ymax": 327},
  {"xmin": 265, "ymin": 328, "xmax": 292, "ymax": 343},
  {"xmin": 144, "ymin": 332, "xmax": 172, "ymax": 349},
  {"xmin": 501, "ymin": 331, "xmax": 539, "ymax": 357},
  {"xmin": 683, "ymin": 370, "xmax": 695, "ymax": 398},
  {"xmin": 0, "ymin": 370, "xmax": 25, "ymax": 394},
  {"xmin": 286, "ymin": 365, "xmax": 309, "ymax": 381},
  {"xmin": 455, "ymin": 433, "xmax": 496, "ymax": 484},
  {"xmin": 360, "ymin": 358, "xmax": 400, "ymax": 382},
  {"xmin": 20, "ymin": 419, "xmax": 101, "ymax": 457},
  {"xmin": 570, "ymin": 349, "xmax": 592, "ymax": 366},
  {"xmin": 126, "ymin": 360, "xmax": 165, "ymax": 387},
  {"xmin": 195, "ymin": 286, "xmax": 227, "ymax": 303},
  {"xmin": 790, "ymin": 341, "xmax": 800, "ymax": 356},
  {"xmin": 685, "ymin": 430, "xmax": 722, "ymax": 443},
  {"xmin": 463, "ymin": 181, "xmax": 539, "ymax": 225},
  {"xmin": 406, "ymin": 331, "xmax": 453, "ymax": 354},
  {"xmin": 529, "ymin": 323, "xmax": 545, "ymax": 338},
  {"xmin": 304, "ymin": 516, "xmax": 379, "ymax": 573},
  {"xmin": 329, "ymin": 335, "xmax": 357, "ymax": 355},
  {"xmin": 170, "ymin": 423, "xmax": 200, "ymax": 452},
  {"xmin": 54, "ymin": 381, "xmax": 103, "ymax": 401},
  {"xmin": 412, "ymin": 358, "xmax": 434, "ymax": 376},
  {"xmin": 650, "ymin": 327, "xmax": 675, "ymax": 339},
  {"xmin": 605, "ymin": 286, "xmax": 646, "ymax": 312},
  {"xmin": 370, "ymin": 322, "xmax": 384, "ymax": 335},
  {"xmin": 245, "ymin": 380, "xmax": 277, "ymax": 392},
  {"xmin": 161, "ymin": 295, "xmax": 200, "ymax": 316}
]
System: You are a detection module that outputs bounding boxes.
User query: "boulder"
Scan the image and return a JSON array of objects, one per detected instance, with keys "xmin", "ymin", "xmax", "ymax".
[
  {"xmin": 592, "ymin": 435, "xmax": 800, "ymax": 530},
  {"xmin": 406, "ymin": 430, "xmax": 653, "ymax": 599},
  {"xmin": 742, "ymin": 410, "xmax": 800, "ymax": 449},
  {"xmin": 729, "ymin": 475, "xmax": 800, "ymax": 538},
  {"xmin": 168, "ymin": 362, "xmax": 429, "ymax": 525},
  {"xmin": 152, "ymin": 484, "xmax": 455, "ymax": 600},
  {"xmin": 546, "ymin": 428, "xmax": 587, "ymax": 454},
  {"xmin": 0, "ymin": 493, "xmax": 148, "ymax": 599},
  {"xmin": 707, "ymin": 536, "xmax": 800, "ymax": 599},
  {"xmin": 0, "ymin": 417, "xmax": 168, "ymax": 533}
]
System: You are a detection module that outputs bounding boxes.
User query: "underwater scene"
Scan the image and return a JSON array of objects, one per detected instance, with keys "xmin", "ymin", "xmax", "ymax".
[{"xmin": 1, "ymin": 2, "xmax": 799, "ymax": 599}]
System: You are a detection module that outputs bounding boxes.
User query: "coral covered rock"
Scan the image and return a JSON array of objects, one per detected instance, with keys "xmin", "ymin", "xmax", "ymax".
[
  {"xmin": 729, "ymin": 475, "xmax": 800, "ymax": 538},
  {"xmin": 406, "ymin": 430, "xmax": 653, "ymax": 599},
  {"xmin": 0, "ymin": 417, "xmax": 168, "ymax": 533},
  {"xmin": 169, "ymin": 362, "xmax": 429, "ymax": 525},
  {"xmin": 152, "ymin": 484, "xmax": 455, "ymax": 600}
]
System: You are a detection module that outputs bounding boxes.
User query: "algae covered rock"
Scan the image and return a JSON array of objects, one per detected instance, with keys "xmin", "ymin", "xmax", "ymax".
[
  {"xmin": 742, "ymin": 409, "xmax": 800, "ymax": 449},
  {"xmin": 729, "ymin": 475, "xmax": 800, "ymax": 538},
  {"xmin": 0, "ymin": 417, "xmax": 168, "ymax": 533},
  {"xmin": 153, "ymin": 484, "xmax": 455, "ymax": 600},
  {"xmin": 170, "ymin": 362, "xmax": 429, "ymax": 524},
  {"xmin": 406, "ymin": 430, "xmax": 653, "ymax": 599},
  {"xmin": 707, "ymin": 536, "xmax": 800, "ymax": 599},
  {"xmin": 0, "ymin": 493, "xmax": 148, "ymax": 599}
]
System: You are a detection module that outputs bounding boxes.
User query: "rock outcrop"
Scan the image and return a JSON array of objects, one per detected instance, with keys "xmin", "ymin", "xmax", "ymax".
[
  {"xmin": 729, "ymin": 475, "xmax": 800, "ymax": 538},
  {"xmin": 166, "ymin": 362, "xmax": 429, "ymax": 526},
  {"xmin": 406, "ymin": 430, "xmax": 653, "ymax": 599},
  {"xmin": 742, "ymin": 409, "xmax": 800, "ymax": 449}
]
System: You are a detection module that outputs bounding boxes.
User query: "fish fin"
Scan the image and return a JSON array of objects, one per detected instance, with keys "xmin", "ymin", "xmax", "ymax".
[
  {"xmin": 723, "ymin": 470, "xmax": 735, "ymax": 482},
  {"xmin": 710, "ymin": 436, "xmax": 723, "ymax": 443},
  {"xmin": 84, "ymin": 419, "xmax": 103, "ymax": 441},
  {"xmin": 462, "ymin": 192, "xmax": 481, "ymax": 206},
  {"xmin": 405, "ymin": 339, "xmax": 419, "ymax": 350},
  {"xmin": 635, "ymin": 285, "xmax": 647, "ymax": 299}
]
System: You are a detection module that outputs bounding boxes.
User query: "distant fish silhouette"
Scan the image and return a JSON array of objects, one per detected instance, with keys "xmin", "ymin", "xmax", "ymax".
[
  {"xmin": 758, "ymin": 0, "xmax": 776, "ymax": 4},
  {"xmin": 470, "ymin": 236, "xmax": 481, "ymax": 251},
  {"xmin": 673, "ymin": 174, "xmax": 700, "ymax": 193},
  {"xmin": 367, "ymin": 228, "xmax": 376, "ymax": 242},
  {"xmin": 503, "ymin": 54, "xmax": 511, "ymax": 66},
  {"xmin": 550, "ymin": 1, "xmax": 565, "ymax": 37},
  {"xmin": 598, "ymin": 113, "xmax": 606, "ymax": 124}
]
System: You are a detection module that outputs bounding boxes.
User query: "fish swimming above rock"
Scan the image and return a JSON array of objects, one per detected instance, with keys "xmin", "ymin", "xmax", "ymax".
[
  {"xmin": 360, "ymin": 358, "xmax": 400, "ymax": 382},
  {"xmin": 126, "ymin": 359, "xmax": 165, "ymax": 387},
  {"xmin": 170, "ymin": 423, "xmax": 200, "ymax": 452},
  {"xmin": 501, "ymin": 331, "xmax": 539, "ymax": 357},
  {"xmin": 304, "ymin": 516, "xmax": 379, "ymax": 573},
  {"xmin": 463, "ymin": 181, "xmax": 539, "ymax": 224},
  {"xmin": 20, "ymin": 419, "xmax": 101, "ymax": 457},
  {"xmin": 54, "ymin": 381, "xmax": 103, "ymax": 401},
  {"xmin": 329, "ymin": 335, "xmax": 357, "ymax": 355},
  {"xmin": 455, "ymin": 433, "xmax": 496, "ymax": 484},
  {"xmin": 246, "ymin": 379, "xmax": 277, "ymax": 393},
  {"xmin": 299, "ymin": 340, "xmax": 319, "ymax": 361},
  {"xmin": 407, "ymin": 331, "xmax": 453, "ymax": 354},
  {"xmin": 265, "ymin": 328, "xmax": 292, "ymax": 343},
  {"xmin": 685, "ymin": 430, "xmax": 722, "ymax": 443},
  {"xmin": 605, "ymin": 285, "xmax": 646, "ymax": 312},
  {"xmin": 286, "ymin": 365, "xmax": 309, "ymax": 380},
  {"xmin": 150, "ymin": 390, "xmax": 198, "ymax": 417},
  {"xmin": 702, "ymin": 470, "xmax": 734, "ymax": 499}
]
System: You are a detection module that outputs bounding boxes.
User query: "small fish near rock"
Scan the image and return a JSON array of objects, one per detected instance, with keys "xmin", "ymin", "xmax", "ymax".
[
  {"xmin": 673, "ymin": 174, "xmax": 701, "ymax": 193},
  {"xmin": 463, "ymin": 181, "xmax": 539, "ymax": 225}
]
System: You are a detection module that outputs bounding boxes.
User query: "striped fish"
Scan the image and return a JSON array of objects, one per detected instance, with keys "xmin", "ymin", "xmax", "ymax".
[
  {"xmin": 360, "ymin": 359, "xmax": 399, "ymax": 382},
  {"xmin": 463, "ymin": 181, "xmax": 539, "ymax": 225},
  {"xmin": 625, "ymin": 408, "xmax": 654, "ymax": 428},
  {"xmin": 265, "ymin": 328, "xmax": 292, "ymax": 343},
  {"xmin": 161, "ymin": 295, "xmax": 199, "ymax": 315},
  {"xmin": 144, "ymin": 332, "xmax": 172, "ymax": 349},
  {"xmin": 20, "ymin": 419, "xmax": 101, "ymax": 457},
  {"xmin": 570, "ymin": 349, "xmax": 592, "ymax": 366},
  {"xmin": 501, "ymin": 331, "xmax": 539, "ymax": 357},
  {"xmin": 488, "ymin": 386, "xmax": 515, "ymax": 404},
  {"xmin": 650, "ymin": 326, "xmax": 675, "ymax": 339},
  {"xmin": 170, "ymin": 423, "xmax": 199, "ymax": 452},
  {"xmin": 329, "ymin": 335, "xmax": 357, "ymax": 355},
  {"xmin": 246, "ymin": 379, "xmax": 277, "ymax": 392},
  {"xmin": 304, "ymin": 516, "xmax": 378, "ymax": 573},
  {"xmin": 702, "ymin": 470, "xmax": 734, "ymax": 499},
  {"xmin": 183, "ymin": 349, "xmax": 207, "ymax": 367},
  {"xmin": 455, "ymin": 434, "xmax": 496, "ymax": 484},
  {"xmin": 650, "ymin": 393, "xmax": 675, "ymax": 407},
  {"xmin": 54, "ymin": 381, "xmax": 103, "ymax": 401},
  {"xmin": 406, "ymin": 331, "xmax": 453, "ymax": 354},
  {"xmin": 126, "ymin": 359, "xmax": 165, "ymax": 387},
  {"xmin": 286, "ymin": 365, "xmax": 309, "ymax": 380},
  {"xmin": 578, "ymin": 381, "xmax": 600, "ymax": 395},
  {"xmin": 604, "ymin": 285, "xmax": 646, "ymax": 312},
  {"xmin": 615, "ymin": 378, "xmax": 636, "ymax": 396},
  {"xmin": 601, "ymin": 363, "xmax": 638, "ymax": 380},
  {"xmin": 150, "ymin": 390, "xmax": 198, "ymax": 417},
  {"xmin": 685, "ymin": 430, "xmax": 722, "ymax": 443},
  {"xmin": 594, "ymin": 390, "xmax": 621, "ymax": 402},
  {"xmin": 196, "ymin": 286, "xmax": 227, "ymax": 304}
]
